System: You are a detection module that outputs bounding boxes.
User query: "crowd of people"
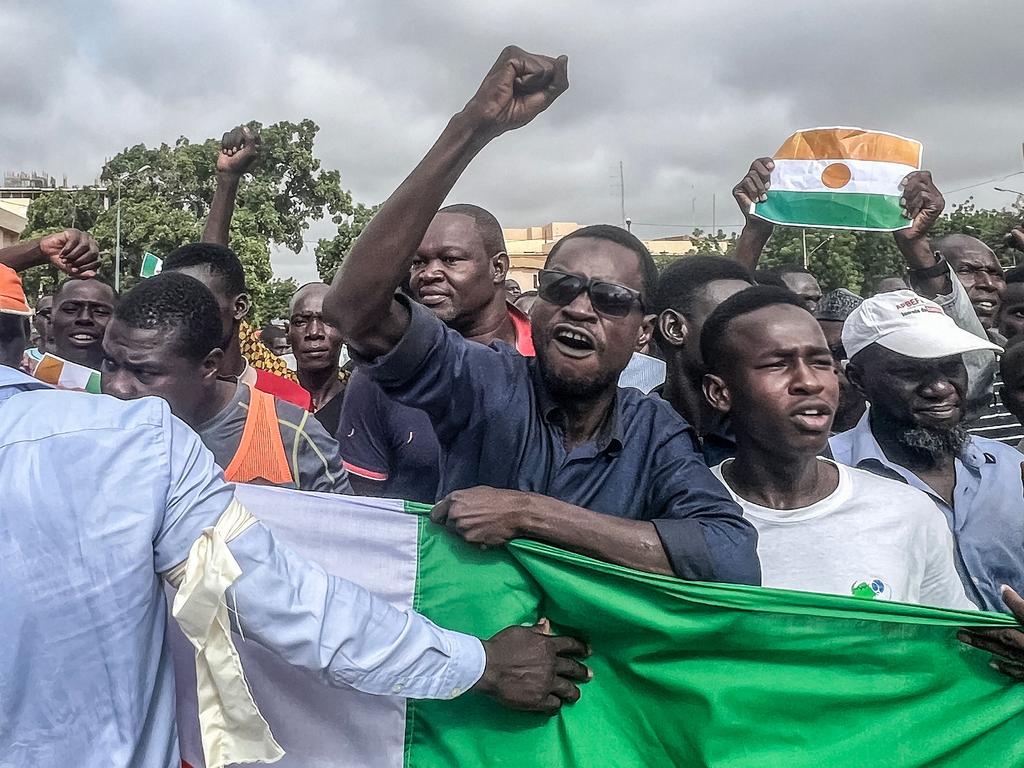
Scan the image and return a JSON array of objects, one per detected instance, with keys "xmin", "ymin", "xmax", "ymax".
[{"xmin": 6, "ymin": 45, "xmax": 1024, "ymax": 766}]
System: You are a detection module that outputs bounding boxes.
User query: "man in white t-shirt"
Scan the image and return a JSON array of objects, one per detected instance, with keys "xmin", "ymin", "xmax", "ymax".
[{"xmin": 699, "ymin": 284, "xmax": 974, "ymax": 610}]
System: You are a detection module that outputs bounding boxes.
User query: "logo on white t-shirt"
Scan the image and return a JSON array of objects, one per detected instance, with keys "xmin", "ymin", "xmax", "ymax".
[{"xmin": 850, "ymin": 579, "xmax": 892, "ymax": 601}]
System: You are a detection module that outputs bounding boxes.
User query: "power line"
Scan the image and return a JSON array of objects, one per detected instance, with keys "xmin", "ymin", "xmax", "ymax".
[
  {"xmin": 629, "ymin": 221, "xmax": 743, "ymax": 229},
  {"xmin": 946, "ymin": 170, "xmax": 1024, "ymax": 195}
]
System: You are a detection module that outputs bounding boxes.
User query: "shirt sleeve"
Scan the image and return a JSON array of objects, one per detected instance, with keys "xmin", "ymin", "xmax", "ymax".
[
  {"xmin": 924, "ymin": 263, "xmax": 998, "ymax": 418},
  {"xmin": 289, "ymin": 406, "xmax": 354, "ymax": 495},
  {"xmin": 337, "ymin": 371, "xmax": 394, "ymax": 491},
  {"xmin": 352, "ymin": 295, "xmax": 521, "ymax": 447},
  {"xmin": 647, "ymin": 427, "xmax": 762, "ymax": 585},
  {"xmin": 154, "ymin": 402, "xmax": 238, "ymax": 573},
  {"xmin": 225, "ymin": 520, "xmax": 487, "ymax": 699}
]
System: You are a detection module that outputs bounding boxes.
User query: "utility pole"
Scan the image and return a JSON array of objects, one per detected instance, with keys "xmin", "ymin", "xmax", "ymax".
[{"xmin": 802, "ymin": 229, "xmax": 808, "ymax": 268}]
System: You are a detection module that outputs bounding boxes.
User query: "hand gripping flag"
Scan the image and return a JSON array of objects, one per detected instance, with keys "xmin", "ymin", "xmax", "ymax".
[{"xmin": 753, "ymin": 127, "xmax": 923, "ymax": 231}]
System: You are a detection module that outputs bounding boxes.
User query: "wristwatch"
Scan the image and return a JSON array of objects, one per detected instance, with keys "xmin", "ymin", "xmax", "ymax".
[{"xmin": 907, "ymin": 251, "xmax": 949, "ymax": 279}]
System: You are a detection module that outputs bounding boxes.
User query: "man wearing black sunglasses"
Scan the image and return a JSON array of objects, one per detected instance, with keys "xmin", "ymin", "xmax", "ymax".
[{"xmin": 327, "ymin": 45, "xmax": 759, "ymax": 584}]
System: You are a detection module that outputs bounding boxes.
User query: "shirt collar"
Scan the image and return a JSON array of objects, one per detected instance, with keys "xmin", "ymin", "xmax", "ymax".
[
  {"xmin": 842, "ymin": 410, "xmax": 987, "ymax": 474},
  {"xmin": 531, "ymin": 363, "xmax": 624, "ymax": 454}
]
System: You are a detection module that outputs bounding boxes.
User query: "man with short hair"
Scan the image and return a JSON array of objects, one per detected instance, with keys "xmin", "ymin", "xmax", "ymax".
[
  {"xmin": 338, "ymin": 201, "xmax": 534, "ymax": 501},
  {"xmin": 651, "ymin": 255, "xmax": 754, "ymax": 464},
  {"xmin": 101, "ymin": 273, "xmax": 350, "ymax": 493},
  {"xmin": 288, "ymin": 281, "xmax": 348, "ymax": 436},
  {"xmin": 933, "ymin": 233, "xmax": 1006, "ymax": 336},
  {"xmin": 327, "ymin": 46, "xmax": 758, "ymax": 582},
  {"xmin": 162, "ymin": 242, "xmax": 312, "ymax": 410},
  {"xmin": 829, "ymin": 291, "xmax": 1024, "ymax": 613},
  {"xmin": 505, "ymin": 278, "xmax": 522, "ymax": 301},
  {"xmin": 30, "ymin": 294, "xmax": 53, "ymax": 355},
  {"xmin": 701, "ymin": 285, "xmax": 973, "ymax": 608},
  {"xmin": 759, "ymin": 266, "xmax": 822, "ymax": 312},
  {"xmin": 51, "ymin": 278, "xmax": 117, "ymax": 370},
  {"xmin": 0, "ymin": 265, "xmax": 31, "ymax": 369},
  {"xmin": 998, "ymin": 264, "xmax": 1024, "ymax": 343},
  {"xmin": 813, "ymin": 288, "xmax": 866, "ymax": 434},
  {"xmin": 260, "ymin": 323, "xmax": 290, "ymax": 357}
]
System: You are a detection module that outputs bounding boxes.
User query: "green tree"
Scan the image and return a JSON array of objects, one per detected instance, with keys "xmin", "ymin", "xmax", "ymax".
[
  {"xmin": 21, "ymin": 119, "xmax": 368, "ymax": 320},
  {"xmin": 314, "ymin": 202, "xmax": 381, "ymax": 282},
  {"xmin": 255, "ymin": 277, "xmax": 300, "ymax": 325}
]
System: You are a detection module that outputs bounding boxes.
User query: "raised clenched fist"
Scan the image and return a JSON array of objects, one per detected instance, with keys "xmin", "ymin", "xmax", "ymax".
[
  {"xmin": 462, "ymin": 46, "xmax": 569, "ymax": 140},
  {"xmin": 216, "ymin": 124, "xmax": 261, "ymax": 176}
]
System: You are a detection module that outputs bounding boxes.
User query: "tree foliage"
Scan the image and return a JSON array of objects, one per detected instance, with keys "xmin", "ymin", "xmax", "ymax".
[
  {"xmin": 21, "ymin": 119, "xmax": 371, "ymax": 324},
  {"xmin": 314, "ymin": 202, "xmax": 381, "ymax": 282}
]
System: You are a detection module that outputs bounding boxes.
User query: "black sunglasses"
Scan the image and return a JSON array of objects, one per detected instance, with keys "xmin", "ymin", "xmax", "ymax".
[{"xmin": 537, "ymin": 269, "xmax": 644, "ymax": 318}]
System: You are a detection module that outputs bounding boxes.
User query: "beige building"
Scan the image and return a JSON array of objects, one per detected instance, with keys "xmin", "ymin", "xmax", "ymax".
[
  {"xmin": 503, "ymin": 222, "xmax": 710, "ymax": 291},
  {"xmin": 0, "ymin": 199, "xmax": 28, "ymax": 248}
]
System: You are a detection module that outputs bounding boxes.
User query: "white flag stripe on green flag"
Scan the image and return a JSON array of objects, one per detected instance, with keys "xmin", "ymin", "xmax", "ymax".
[
  {"xmin": 753, "ymin": 127, "xmax": 922, "ymax": 231},
  {"xmin": 140, "ymin": 251, "xmax": 163, "ymax": 278},
  {"xmin": 767, "ymin": 158, "xmax": 916, "ymax": 194}
]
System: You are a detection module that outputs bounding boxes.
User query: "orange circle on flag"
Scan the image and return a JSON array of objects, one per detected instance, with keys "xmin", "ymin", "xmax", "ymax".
[{"xmin": 821, "ymin": 162, "xmax": 852, "ymax": 189}]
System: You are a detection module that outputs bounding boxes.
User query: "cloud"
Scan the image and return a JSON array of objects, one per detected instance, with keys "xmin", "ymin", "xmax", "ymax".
[{"xmin": 2, "ymin": 0, "xmax": 1022, "ymax": 281}]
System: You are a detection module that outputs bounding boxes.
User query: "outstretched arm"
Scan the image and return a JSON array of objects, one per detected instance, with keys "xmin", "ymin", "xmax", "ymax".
[
  {"xmin": 0, "ymin": 229, "xmax": 100, "ymax": 277},
  {"xmin": 202, "ymin": 124, "xmax": 261, "ymax": 246},
  {"xmin": 731, "ymin": 158, "xmax": 776, "ymax": 271},
  {"xmin": 325, "ymin": 46, "xmax": 569, "ymax": 359}
]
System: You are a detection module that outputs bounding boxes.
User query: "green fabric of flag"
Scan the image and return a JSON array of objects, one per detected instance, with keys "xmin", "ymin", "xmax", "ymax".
[{"xmin": 403, "ymin": 504, "xmax": 1024, "ymax": 767}]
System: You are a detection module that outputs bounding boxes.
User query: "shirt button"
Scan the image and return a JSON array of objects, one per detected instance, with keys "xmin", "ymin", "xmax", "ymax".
[
  {"xmin": 392, "ymin": 684, "xmax": 403, "ymax": 693},
  {"xmin": 973, "ymin": 577, "xmax": 981, "ymax": 585},
  {"xmin": 451, "ymin": 687, "xmax": 462, "ymax": 698}
]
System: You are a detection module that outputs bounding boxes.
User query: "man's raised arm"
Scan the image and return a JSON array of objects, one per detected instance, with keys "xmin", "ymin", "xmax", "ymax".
[
  {"xmin": 326, "ymin": 46, "xmax": 568, "ymax": 359},
  {"xmin": 731, "ymin": 158, "xmax": 776, "ymax": 271},
  {"xmin": 0, "ymin": 229, "xmax": 100, "ymax": 277},
  {"xmin": 202, "ymin": 124, "xmax": 261, "ymax": 246}
]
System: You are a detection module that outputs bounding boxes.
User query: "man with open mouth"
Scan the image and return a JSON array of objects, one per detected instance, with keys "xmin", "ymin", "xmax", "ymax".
[
  {"xmin": 51, "ymin": 277, "xmax": 118, "ymax": 371},
  {"xmin": 829, "ymin": 290, "xmax": 1024, "ymax": 615},
  {"xmin": 701, "ymin": 285, "xmax": 972, "ymax": 609},
  {"xmin": 327, "ymin": 46, "xmax": 759, "ymax": 584}
]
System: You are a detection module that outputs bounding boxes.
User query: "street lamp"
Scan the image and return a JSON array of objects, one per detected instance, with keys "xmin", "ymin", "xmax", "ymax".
[
  {"xmin": 114, "ymin": 164, "xmax": 150, "ymax": 291},
  {"xmin": 995, "ymin": 186, "xmax": 1024, "ymax": 197}
]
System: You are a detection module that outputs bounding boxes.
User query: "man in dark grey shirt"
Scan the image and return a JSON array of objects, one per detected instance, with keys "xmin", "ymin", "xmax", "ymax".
[{"xmin": 101, "ymin": 272, "xmax": 351, "ymax": 494}]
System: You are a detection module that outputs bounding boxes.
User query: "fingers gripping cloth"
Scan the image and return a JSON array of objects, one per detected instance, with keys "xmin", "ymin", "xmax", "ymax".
[{"xmin": 165, "ymin": 499, "xmax": 285, "ymax": 767}]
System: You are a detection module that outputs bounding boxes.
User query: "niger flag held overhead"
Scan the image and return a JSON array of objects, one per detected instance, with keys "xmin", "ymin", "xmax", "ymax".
[{"xmin": 753, "ymin": 127, "xmax": 923, "ymax": 232}]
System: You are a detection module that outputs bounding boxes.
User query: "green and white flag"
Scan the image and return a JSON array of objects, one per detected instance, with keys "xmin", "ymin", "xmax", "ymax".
[
  {"xmin": 753, "ymin": 127, "xmax": 923, "ymax": 231},
  {"xmin": 140, "ymin": 251, "xmax": 162, "ymax": 278},
  {"xmin": 173, "ymin": 486, "xmax": 1024, "ymax": 768}
]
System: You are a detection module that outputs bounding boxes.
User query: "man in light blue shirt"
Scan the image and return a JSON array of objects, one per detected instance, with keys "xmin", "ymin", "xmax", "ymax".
[
  {"xmin": 828, "ymin": 291, "xmax": 1023, "ymax": 613},
  {"xmin": 0, "ymin": 366, "xmax": 588, "ymax": 767}
]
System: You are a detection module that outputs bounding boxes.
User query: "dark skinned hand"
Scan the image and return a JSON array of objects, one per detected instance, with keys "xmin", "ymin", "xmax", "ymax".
[
  {"xmin": 216, "ymin": 125, "xmax": 261, "ymax": 176},
  {"xmin": 39, "ymin": 229, "xmax": 100, "ymax": 278},
  {"xmin": 472, "ymin": 620, "xmax": 591, "ymax": 714},
  {"xmin": 462, "ymin": 45, "xmax": 569, "ymax": 141},
  {"xmin": 958, "ymin": 585, "xmax": 1024, "ymax": 681},
  {"xmin": 732, "ymin": 157, "xmax": 776, "ymax": 237},
  {"xmin": 430, "ymin": 486, "xmax": 529, "ymax": 547},
  {"xmin": 894, "ymin": 170, "xmax": 945, "ymax": 244}
]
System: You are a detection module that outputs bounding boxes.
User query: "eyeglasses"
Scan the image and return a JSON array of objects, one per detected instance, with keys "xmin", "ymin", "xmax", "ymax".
[{"xmin": 537, "ymin": 269, "xmax": 644, "ymax": 318}]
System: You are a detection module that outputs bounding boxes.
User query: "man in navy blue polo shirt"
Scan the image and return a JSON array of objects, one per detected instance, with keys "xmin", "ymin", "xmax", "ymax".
[{"xmin": 326, "ymin": 45, "xmax": 758, "ymax": 583}]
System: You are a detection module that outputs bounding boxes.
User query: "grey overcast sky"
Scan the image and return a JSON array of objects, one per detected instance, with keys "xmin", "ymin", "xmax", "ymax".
[{"xmin": 3, "ymin": 0, "xmax": 1023, "ymax": 283}]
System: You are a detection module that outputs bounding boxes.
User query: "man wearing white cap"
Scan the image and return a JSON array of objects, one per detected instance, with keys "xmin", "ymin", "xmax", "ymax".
[{"xmin": 829, "ymin": 290, "xmax": 1024, "ymax": 613}]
